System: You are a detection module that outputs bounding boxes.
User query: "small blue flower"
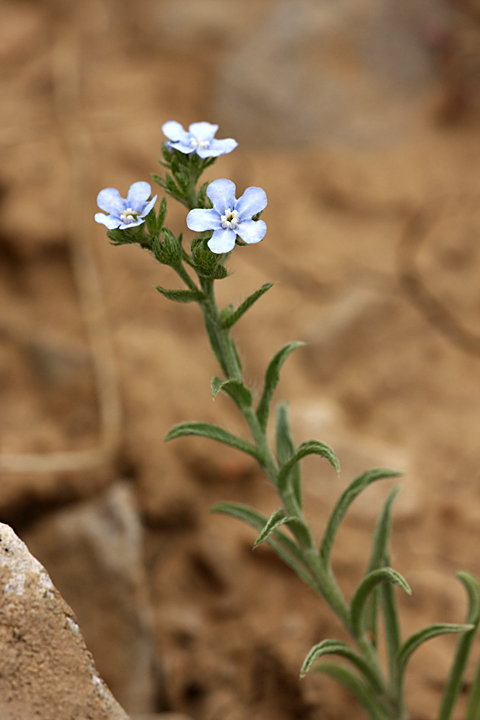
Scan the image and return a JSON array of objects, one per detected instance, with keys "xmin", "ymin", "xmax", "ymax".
[
  {"xmin": 162, "ymin": 121, "xmax": 238, "ymax": 158},
  {"xmin": 95, "ymin": 182, "xmax": 157, "ymax": 230},
  {"xmin": 186, "ymin": 178, "xmax": 267, "ymax": 254}
]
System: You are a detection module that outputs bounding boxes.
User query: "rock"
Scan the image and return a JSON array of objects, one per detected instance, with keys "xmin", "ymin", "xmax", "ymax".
[
  {"xmin": 21, "ymin": 482, "xmax": 156, "ymax": 714},
  {"xmin": 0, "ymin": 522, "xmax": 129, "ymax": 720},
  {"xmin": 214, "ymin": 0, "xmax": 440, "ymax": 147}
]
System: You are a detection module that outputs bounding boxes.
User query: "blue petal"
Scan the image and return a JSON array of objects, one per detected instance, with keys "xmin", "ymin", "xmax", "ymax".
[
  {"xmin": 97, "ymin": 188, "xmax": 125, "ymax": 215},
  {"xmin": 189, "ymin": 122, "xmax": 218, "ymax": 141},
  {"xmin": 95, "ymin": 212, "xmax": 121, "ymax": 229},
  {"xmin": 236, "ymin": 219, "xmax": 267, "ymax": 245},
  {"xmin": 162, "ymin": 121, "xmax": 189, "ymax": 143},
  {"xmin": 118, "ymin": 218, "xmax": 145, "ymax": 230},
  {"xmin": 197, "ymin": 138, "xmax": 238, "ymax": 158},
  {"xmin": 208, "ymin": 228, "xmax": 237, "ymax": 254},
  {"xmin": 236, "ymin": 187, "xmax": 267, "ymax": 219},
  {"xmin": 170, "ymin": 141, "xmax": 195, "ymax": 155},
  {"xmin": 127, "ymin": 182, "xmax": 152, "ymax": 212},
  {"xmin": 187, "ymin": 208, "xmax": 221, "ymax": 232},
  {"xmin": 206, "ymin": 179, "xmax": 237, "ymax": 214},
  {"xmin": 141, "ymin": 195, "xmax": 157, "ymax": 217}
]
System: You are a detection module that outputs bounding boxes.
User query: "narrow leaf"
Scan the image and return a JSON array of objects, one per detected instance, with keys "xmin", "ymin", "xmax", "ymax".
[
  {"xmin": 313, "ymin": 663, "xmax": 386, "ymax": 720},
  {"xmin": 221, "ymin": 283, "xmax": 275, "ymax": 329},
  {"xmin": 211, "ymin": 502, "xmax": 319, "ymax": 594},
  {"xmin": 365, "ymin": 487, "xmax": 401, "ymax": 645},
  {"xmin": 253, "ymin": 509, "xmax": 288, "ymax": 547},
  {"xmin": 351, "ymin": 568, "xmax": 411, "ymax": 638},
  {"xmin": 320, "ymin": 469, "xmax": 402, "ymax": 566},
  {"xmin": 201, "ymin": 309, "xmax": 228, "ymax": 376},
  {"xmin": 381, "ymin": 562, "xmax": 402, "ymax": 690},
  {"xmin": 465, "ymin": 653, "xmax": 480, "ymax": 720},
  {"xmin": 277, "ymin": 440, "xmax": 339, "ymax": 493},
  {"xmin": 211, "ymin": 376, "xmax": 252, "ymax": 408},
  {"xmin": 253, "ymin": 510, "xmax": 311, "ymax": 549},
  {"xmin": 397, "ymin": 624, "xmax": 474, "ymax": 677},
  {"xmin": 438, "ymin": 572, "xmax": 480, "ymax": 720},
  {"xmin": 256, "ymin": 342, "xmax": 304, "ymax": 431},
  {"xmin": 275, "ymin": 403, "xmax": 302, "ymax": 508},
  {"xmin": 300, "ymin": 639, "xmax": 383, "ymax": 691},
  {"xmin": 165, "ymin": 422, "xmax": 261, "ymax": 461},
  {"xmin": 156, "ymin": 286, "xmax": 204, "ymax": 303}
]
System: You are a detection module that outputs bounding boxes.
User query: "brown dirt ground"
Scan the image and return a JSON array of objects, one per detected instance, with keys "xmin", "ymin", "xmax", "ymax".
[{"xmin": 4, "ymin": 1, "xmax": 480, "ymax": 719}]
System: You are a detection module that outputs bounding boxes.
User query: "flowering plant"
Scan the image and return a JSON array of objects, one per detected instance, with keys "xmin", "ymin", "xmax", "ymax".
[{"xmin": 96, "ymin": 123, "xmax": 480, "ymax": 720}]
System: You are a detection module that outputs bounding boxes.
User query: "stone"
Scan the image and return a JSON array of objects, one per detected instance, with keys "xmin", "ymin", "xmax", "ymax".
[
  {"xmin": 0, "ymin": 522, "xmax": 129, "ymax": 720},
  {"xmin": 21, "ymin": 481, "xmax": 156, "ymax": 714}
]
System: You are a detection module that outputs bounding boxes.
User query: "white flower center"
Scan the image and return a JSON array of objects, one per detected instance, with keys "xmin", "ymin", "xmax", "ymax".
[
  {"xmin": 221, "ymin": 208, "xmax": 240, "ymax": 230},
  {"xmin": 120, "ymin": 208, "xmax": 139, "ymax": 224},
  {"xmin": 190, "ymin": 137, "xmax": 210, "ymax": 150}
]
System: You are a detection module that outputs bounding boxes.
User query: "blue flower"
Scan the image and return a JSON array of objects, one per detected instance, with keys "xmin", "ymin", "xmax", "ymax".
[
  {"xmin": 162, "ymin": 121, "xmax": 238, "ymax": 158},
  {"xmin": 186, "ymin": 178, "xmax": 267, "ymax": 254},
  {"xmin": 95, "ymin": 182, "xmax": 157, "ymax": 230}
]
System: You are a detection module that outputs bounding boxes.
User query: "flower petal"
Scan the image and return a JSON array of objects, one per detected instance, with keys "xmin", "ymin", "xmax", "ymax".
[
  {"xmin": 95, "ymin": 212, "xmax": 121, "ymax": 229},
  {"xmin": 236, "ymin": 219, "xmax": 267, "ymax": 245},
  {"xmin": 197, "ymin": 138, "xmax": 238, "ymax": 158},
  {"xmin": 169, "ymin": 141, "xmax": 195, "ymax": 155},
  {"xmin": 119, "ymin": 218, "xmax": 145, "ymax": 229},
  {"xmin": 208, "ymin": 227, "xmax": 237, "ymax": 254},
  {"xmin": 206, "ymin": 179, "xmax": 237, "ymax": 214},
  {"xmin": 97, "ymin": 188, "xmax": 125, "ymax": 215},
  {"xmin": 141, "ymin": 195, "xmax": 158, "ymax": 218},
  {"xmin": 189, "ymin": 122, "xmax": 218, "ymax": 141},
  {"xmin": 162, "ymin": 121, "xmax": 189, "ymax": 143},
  {"xmin": 236, "ymin": 186, "xmax": 268, "ymax": 219},
  {"xmin": 127, "ymin": 182, "xmax": 152, "ymax": 212},
  {"xmin": 187, "ymin": 208, "xmax": 221, "ymax": 232}
]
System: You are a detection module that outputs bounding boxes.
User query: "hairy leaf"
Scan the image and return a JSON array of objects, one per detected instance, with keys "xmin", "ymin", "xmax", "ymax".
[
  {"xmin": 165, "ymin": 422, "xmax": 261, "ymax": 460},
  {"xmin": 211, "ymin": 377, "xmax": 252, "ymax": 408},
  {"xmin": 221, "ymin": 283, "xmax": 275, "ymax": 330},
  {"xmin": 256, "ymin": 343, "xmax": 304, "ymax": 431},
  {"xmin": 397, "ymin": 623, "xmax": 474, "ymax": 677},
  {"xmin": 351, "ymin": 568, "xmax": 411, "ymax": 638},
  {"xmin": 300, "ymin": 639, "xmax": 383, "ymax": 691},
  {"xmin": 211, "ymin": 502, "xmax": 319, "ymax": 593},
  {"xmin": 275, "ymin": 403, "xmax": 302, "ymax": 508},
  {"xmin": 312, "ymin": 663, "xmax": 386, "ymax": 720},
  {"xmin": 320, "ymin": 469, "xmax": 402, "ymax": 566},
  {"xmin": 277, "ymin": 440, "xmax": 339, "ymax": 493},
  {"xmin": 156, "ymin": 286, "xmax": 204, "ymax": 303}
]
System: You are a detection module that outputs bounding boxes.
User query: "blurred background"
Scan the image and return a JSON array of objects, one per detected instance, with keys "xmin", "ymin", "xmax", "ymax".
[{"xmin": 2, "ymin": 0, "xmax": 480, "ymax": 718}]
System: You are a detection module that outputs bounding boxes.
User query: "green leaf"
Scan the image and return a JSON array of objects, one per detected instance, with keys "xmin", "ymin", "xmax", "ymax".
[
  {"xmin": 365, "ymin": 487, "xmax": 400, "ymax": 646},
  {"xmin": 157, "ymin": 196, "xmax": 167, "ymax": 228},
  {"xmin": 221, "ymin": 283, "xmax": 275, "ymax": 329},
  {"xmin": 201, "ymin": 309, "xmax": 227, "ymax": 376},
  {"xmin": 165, "ymin": 422, "xmax": 261, "ymax": 461},
  {"xmin": 350, "ymin": 568, "xmax": 411, "ymax": 639},
  {"xmin": 253, "ymin": 509, "xmax": 311, "ymax": 548},
  {"xmin": 211, "ymin": 376, "xmax": 252, "ymax": 408},
  {"xmin": 253, "ymin": 508, "xmax": 287, "ymax": 546},
  {"xmin": 397, "ymin": 623, "xmax": 474, "ymax": 678},
  {"xmin": 465, "ymin": 654, "xmax": 480, "ymax": 720},
  {"xmin": 300, "ymin": 639, "xmax": 383, "ymax": 691},
  {"xmin": 438, "ymin": 573, "xmax": 480, "ymax": 720},
  {"xmin": 211, "ymin": 502, "xmax": 319, "ymax": 593},
  {"xmin": 312, "ymin": 663, "xmax": 387, "ymax": 720},
  {"xmin": 256, "ymin": 342, "xmax": 304, "ymax": 431},
  {"xmin": 275, "ymin": 403, "xmax": 302, "ymax": 508},
  {"xmin": 320, "ymin": 469, "xmax": 402, "ymax": 566},
  {"xmin": 277, "ymin": 440, "xmax": 339, "ymax": 493},
  {"xmin": 156, "ymin": 286, "xmax": 204, "ymax": 303}
]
